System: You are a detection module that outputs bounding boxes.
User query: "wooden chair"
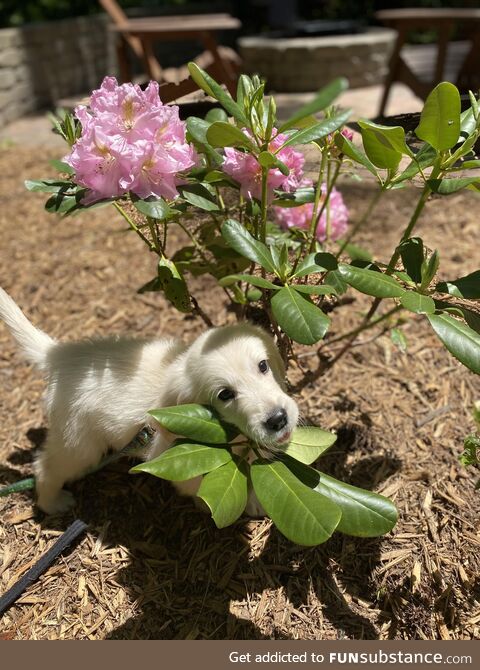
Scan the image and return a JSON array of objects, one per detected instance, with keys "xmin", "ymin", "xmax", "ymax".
[
  {"xmin": 376, "ymin": 8, "xmax": 480, "ymax": 116},
  {"xmin": 99, "ymin": 0, "xmax": 242, "ymax": 103}
]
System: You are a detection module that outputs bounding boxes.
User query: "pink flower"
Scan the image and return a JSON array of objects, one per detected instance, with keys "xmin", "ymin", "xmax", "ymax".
[
  {"xmin": 273, "ymin": 184, "xmax": 348, "ymax": 241},
  {"xmin": 222, "ymin": 129, "xmax": 305, "ymax": 200},
  {"xmin": 64, "ymin": 77, "xmax": 196, "ymax": 203},
  {"xmin": 340, "ymin": 127, "xmax": 354, "ymax": 142}
]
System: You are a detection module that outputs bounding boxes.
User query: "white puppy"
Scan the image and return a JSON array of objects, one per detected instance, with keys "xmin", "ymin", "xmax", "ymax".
[{"xmin": 0, "ymin": 287, "xmax": 298, "ymax": 515}]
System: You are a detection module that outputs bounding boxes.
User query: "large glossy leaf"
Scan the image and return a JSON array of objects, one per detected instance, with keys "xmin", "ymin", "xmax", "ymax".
[
  {"xmin": 280, "ymin": 109, "xmax": 351, "ymax": 148},
  {"xmin": 436, "ymin": 270, "xmax": 480, "ymax": 299},
  {"xmin": 25, "ymin": 179, "xmax": 73, "ymax": 194},
  {"xmin": 338, "ymin": 264, "xmax": 405, "ymax": 298},
  {"xmin": 258, "ymin": 151, "xmax": 290, "ymax": 176},
  {"xmin": 279, "ymin": 78, "xmax": 349, "ymax": 132},
  {"xmin": 148, "ymin": 404, "xmax": 238, "ymax": 443},
  {"xmin": 415, "ymin": 82, "xmax": 461, "ymax": 151},
  {"xmin": 358, "ymin": 125, "xmax": 402, "ymax": 170},
  {"xmin": 292, "ymin": 252, "xmax": 338, "ymax": 278},
  {"xmin": 130, "ymin": 441, "xmax": 231, "ymax": 481},
  {"xmin": 400, "ymin": 291, "xmax": 435, "ymax": 314},
  {"xmin": 219, "ymin": 273, "xmax": 278, "ymax": 290},
  {"xmin": 206, "ymin": 122, "xmax": 256, "ymax": 150},
  {"xmin": 291, "ymin": 284, "xmax": 337, "ymax": 296},
  {"xmin": 185, "ymin": 116, "xmax": 223, "ymax": 166},
  {"xmin": 221, "ymin": 219, "xmax": 277, "ymax": 273},
  {"xmin": 187, "ymin": 63, "xmax": 248, "ymax": 125},
  {"xmin": 283, "ymin": 457, "xmax": 398, "ymax": 537},
  {"xmin": 428, "ymin": 313, "xmax": 480, "ymax": 374},
  {"xmin": 427, "ymin": 177, "xmax": 480, "ymax": 195},
  {"xmin": 434, "ymin": 300, "xmax": 480, "ymax": 335},
  {"xmin": 358, "ymin": 120, "xmax": 413, "ymax": 158},
  {"xmin": 272, "ymin": 186, "xmax": 316, "ymax": 208},
  {"xmin": 138, "ymin": 258, "xmax": 191, "ymax": 313},
  {"xmin": 251, "ymin": 460, "xmax": 341, "ymax": 546},
  {"xmin": 394, "ymin": 143, "xmax": 437, "ymax": 183},
  {"xmin": 334, "ymin": 133, "xmax": 378, "ymax": 176},
  {"xmin": 282, "ymin": 427, "xmax": 337, "ymax": 464},
  {"xmin": 131, "ymin": 195, "xmax": 173, "ymax": 220},
  {"xmin": 399, "ymin": 237, "xmax": 424, "ymax": 283},
  {"xmin": 271, "ymin": 286, "xmax": 330, "ymax": 344},
  {"xmin": 180, "ymin": 183, "xmax": 220, "ymax": 211},
  {"xmin": 198, "ymin": 458, "xmax": 248, "ymax": 528}
]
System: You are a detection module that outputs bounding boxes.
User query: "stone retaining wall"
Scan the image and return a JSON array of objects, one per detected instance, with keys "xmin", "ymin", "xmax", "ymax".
[
  {"xmin": 0, "ymin": 15, "xmax": 117, "ymax": 129},
  {"xmin": 239, "ymin": 28, "xmax": 396, "ymax": 93}
]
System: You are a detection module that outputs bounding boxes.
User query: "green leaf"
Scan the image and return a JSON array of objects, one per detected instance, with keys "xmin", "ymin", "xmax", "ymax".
[
  {"xmin": 280, "ymin": 110, "xmax": 352, "ymax": 148},
  {"xmin": 435, "ymin": 300, "xmax": 480, "ymax": 335},
  {"xmin": 292, "ymin": 252, "xmax": 335, "ymax": 278},
  {"xmin": 180, "ymin": 183, "xmax": 220, "ymax": 211},
  {"xmin": 395, "ymin": 143, "xmax": 437, "ymax": 183},
  {"xmin": 358, "ymin": 120, "xmax": 413, "ymax": 158},
  {"xmin": 334, "ymin": 133, "xmax": 378, "ymax": 176},
  {"xmin": 219, "ymin": 274, "xmax": 278, "ymax": 290},
  {"xmin": 358, "ymin": 121, "xmax": 404, "ymax": 170},
  {"xmin": 427, "ymin": 313, "xmax": 480, "ymax": 374},
  {"xmin": 130, "ymin": 441, "xmax": 231, "ymax": 481},
  {"xmin": 391, "ymin": 328, "xmax": 408, "ymax": 352},
  {"xmin": 421, "ymin": 249, "xmax": 439, "ymax": 289},
  {"xmin": 221, "ymin": 219, "xmax": 276, "ymax": 273},
  {"xmin": 273, "ymin": 186, "xmax": 315, "ymax": 208},
  {"xmin": 49, "ymin": 159, "xmax": 75, "ymax": 175},
  {"xmin": 25, "ymin": 179, "xmax": 74, "ymax": 194},
  {"xmin": 198, "ymin": 458, "xmax": 248, "ymax": 528},
  {"xmin": 258, "ymin": 151, "xmax": 290, "ymax": 176},
  {"xmin": 460, "ymin": 106, "xmax": 476, "ymax": 136},
  {"xmin": 149, "ymin": 404, "xmax": 238, "ymax": 444},
  {"xmin": 341, "ymin": 242, "xmax": 372, "ymax": 263},
  {"xmin": 436, "ymin": 270, "xmax": 480, "ymax": 299},
  {"xmin": 400, "ymin": 291, "xmax": 435, "ymax": 314},
  {"xmin": 338, "ymin": 264, "xmax": 405, "ymax": 298},
  {"xmin": 138, "ymin": 257, "xmax": 191, "ymax": 313},
  {"xmin": 250, "ymin": 460, "xmax": 341, "ymax": 546},
  {"xmin": 271, "ymin": 286, "xmax": 330, "ymax": 344},
  {"xmin": 284, "ymin": 457, "xmax": 398, "ymax": 538},
  {"xmin": 290, "ymin": 284, "xmax": 337, "ymax": 296},
  {"xmin": 185, "ymin": 116, "xmax": 223, "ymax": 166},
  {"xmin": 460, "ymin": 159, "xmax": 480, "ymax": 170},
  {"xmin": 282, "ymin": 427, "xmax": 337, "ymax": 464},
  {"xmin": 132, "ymin": 195, "xmax": 173, "ymax": 220},
  {"xmin": 399, "ymin": 237, "xmax": 424, "ymax": 284},
  {"xmin": 187, "ymin": 63, "xmax": 248, "ymax": 126},
  {"xmin": 279, "ymin": 78, "xmax": 349, "ymax": 132},
  {"xmin": 205, "ymin": 107, "xmax": 229, "ymax": 123},
  {"xmin": 206, "ymin": 122, "xmax": 256, "ymax": 150},
  {"xmin": 427, "ymin": 177, "xmax": 480, "ymax": 195},
  {"xmin": 415, "ymin": 82, "xmax": 461, "ymax": 151},
  {"xmin": 325, "ymin": 269, "xmax": 348, "ymax": 295}
]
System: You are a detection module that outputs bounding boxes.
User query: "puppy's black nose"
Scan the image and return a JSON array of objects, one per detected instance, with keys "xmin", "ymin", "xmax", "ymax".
[{"xmin": 264, "ymin": 408, "xmax": 288, "ymax": 432}]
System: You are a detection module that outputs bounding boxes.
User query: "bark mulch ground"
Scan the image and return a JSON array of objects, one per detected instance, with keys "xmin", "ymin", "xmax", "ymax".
[{"xmin": 0, "ymin": 146, "xmax": 479, "ymax": 640}]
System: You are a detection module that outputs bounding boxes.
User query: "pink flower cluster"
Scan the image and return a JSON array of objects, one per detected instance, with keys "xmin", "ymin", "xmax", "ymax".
[
  {"xmin": 273, "ymin": 184, "xmax": 348, "ymax": 242},
  {"xmin": 65, "ymin": 77, "xmax": 196, "ymax": 203},
  {"xmin": 222, "ymin": 130, "xmax": 305, "ymax": 200}
]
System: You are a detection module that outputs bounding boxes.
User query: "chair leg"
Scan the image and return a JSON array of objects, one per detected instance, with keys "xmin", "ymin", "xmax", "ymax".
[
  {"xmin": 378, "ymin": 29, "xmax": 406, "ymax": 117},
  {"xmin": 200, "ymin": 31, "xmax": 238, "ymax": 96}
]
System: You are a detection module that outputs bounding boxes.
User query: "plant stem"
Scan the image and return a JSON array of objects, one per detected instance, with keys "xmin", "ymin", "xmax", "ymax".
[
  {"xmin": 336, "ymin": 186, "xmax": 384, "ymax": 259},
  {"xmin": 308, "ymin": 158, "xmax": 342, "ymax": 252},
  {"xmin": 260, "ymin": 167, "xmax": 269, "ymax": 245},
  {"xmin": 308, "ymin": 151, "xmax": 328, "ymax": 251},
  {"xmin": 113, "ymin": 202, "xmax": 155, "ymax": 251}
]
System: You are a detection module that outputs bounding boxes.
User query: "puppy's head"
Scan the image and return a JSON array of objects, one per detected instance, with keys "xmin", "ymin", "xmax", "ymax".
[{"xmin": 178, "ymin": 324, "xmax": 299, "ymax": 451}]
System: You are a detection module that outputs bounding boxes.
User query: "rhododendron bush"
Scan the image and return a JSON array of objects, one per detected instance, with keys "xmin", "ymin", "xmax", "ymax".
[{"xmin": 26, "ymin": 66, "xmax": 480, "ymax": 545}]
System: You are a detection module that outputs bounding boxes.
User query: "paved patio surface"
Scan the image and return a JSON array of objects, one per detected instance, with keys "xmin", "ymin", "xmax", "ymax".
[{"xmin": 0, "ymin": 82, "xmax": 422, "ymax": 151}]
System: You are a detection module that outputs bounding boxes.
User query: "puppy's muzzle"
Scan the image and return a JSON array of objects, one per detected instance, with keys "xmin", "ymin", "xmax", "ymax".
[{"xmin": 264, "ymin": 407, "xmax": 288, "ymax": 433}]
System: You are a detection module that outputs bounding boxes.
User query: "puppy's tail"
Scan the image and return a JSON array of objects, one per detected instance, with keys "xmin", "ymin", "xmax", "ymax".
[{"xmin": 0, "ymin": 287, "xmax": 55, "ymax": 369}]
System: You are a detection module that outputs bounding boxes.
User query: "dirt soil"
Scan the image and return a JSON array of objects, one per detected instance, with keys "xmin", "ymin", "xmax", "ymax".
[{"xmin": 0, "ymin": 146, "xmax": 479, "ymax": 640}]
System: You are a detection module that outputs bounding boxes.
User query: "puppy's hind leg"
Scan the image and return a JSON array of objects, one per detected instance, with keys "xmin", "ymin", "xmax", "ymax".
[{"xmin": 34, "ymin": 429, "xmax": 106, "ymax": 515}]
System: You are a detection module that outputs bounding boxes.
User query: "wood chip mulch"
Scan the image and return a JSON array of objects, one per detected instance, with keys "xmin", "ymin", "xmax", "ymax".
[{"xmin": 0, "ymin": 146, "xmax": 479, "ymax": 640}]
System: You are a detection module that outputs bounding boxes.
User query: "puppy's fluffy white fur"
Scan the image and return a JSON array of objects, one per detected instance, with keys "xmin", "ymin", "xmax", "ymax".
[{"xmin": 0, "ymin": 287, "xmax": 298, "ymax": 515}]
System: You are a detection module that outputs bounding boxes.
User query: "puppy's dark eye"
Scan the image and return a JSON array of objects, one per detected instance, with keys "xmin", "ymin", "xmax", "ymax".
[
  {"xmin": 258, "ymin": 360, "xmax": 269, "ymax": 374},
  {"xmin": 218, "ymin": 388, "xmax": 236, "ymax": 402}
]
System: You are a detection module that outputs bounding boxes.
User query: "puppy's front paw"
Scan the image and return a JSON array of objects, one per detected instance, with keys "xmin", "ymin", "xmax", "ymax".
[{"xmin": 39, "ymin": 489, "xmax": 75, "ymax": 515}]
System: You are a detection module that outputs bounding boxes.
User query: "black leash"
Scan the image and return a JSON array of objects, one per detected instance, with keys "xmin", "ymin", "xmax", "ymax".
[{"xmin": 0, "ymin": 519, "xmax": 88, "ymax": 616}]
